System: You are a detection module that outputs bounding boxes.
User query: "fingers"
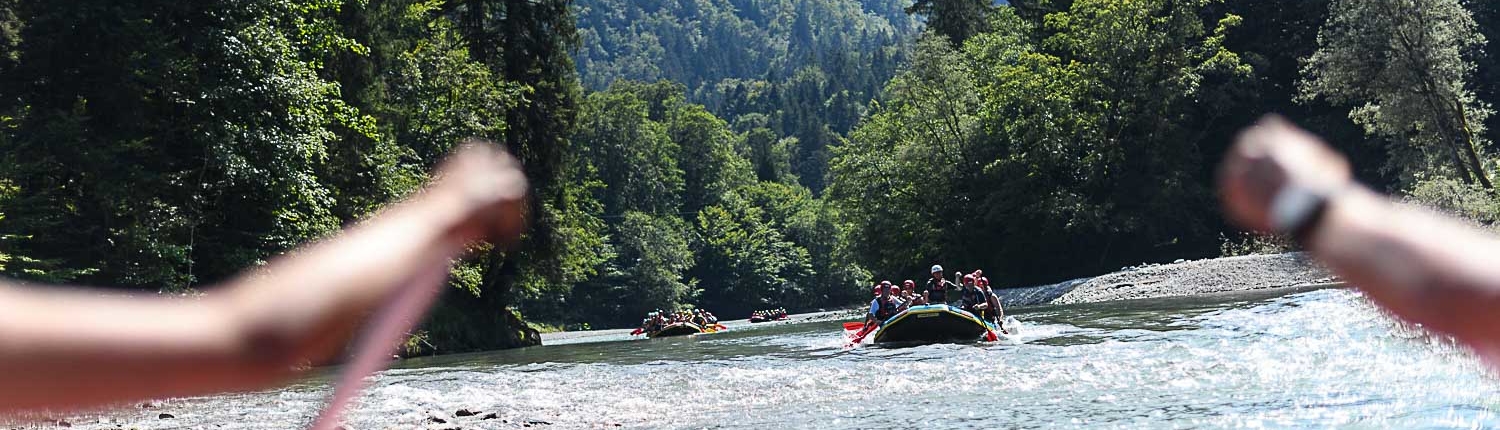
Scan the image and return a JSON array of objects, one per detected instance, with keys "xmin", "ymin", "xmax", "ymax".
[
  {"xmin": 433, "ymin": 140, "xmax": 531, "ymax": 244},
  {"xmin": 1218, "ymin": 114, "xmax": 1350, "ymax": 232}
]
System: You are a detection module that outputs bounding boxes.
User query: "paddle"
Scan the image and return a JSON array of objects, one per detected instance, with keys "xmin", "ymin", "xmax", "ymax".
[
  {"xmin": 630, "ymin": 328, "xmax": 644, "ymax": 336},
  {"xmin": 844, "ymin": 321, "xmax": 880, "ymax": 346}
]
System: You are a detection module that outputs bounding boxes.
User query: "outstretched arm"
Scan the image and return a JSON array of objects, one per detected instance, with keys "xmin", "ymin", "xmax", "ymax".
[
  {"xmin": 1219, "ymin": 116, "xmax": 1500, "ymax": 360},
  {"xmin": 0, "ymin": 143, "xmax": 527, "ymax": 413}
]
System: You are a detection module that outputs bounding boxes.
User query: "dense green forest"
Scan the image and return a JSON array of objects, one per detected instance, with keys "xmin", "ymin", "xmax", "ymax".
[
  {"xmin": 2, "ymin": 0, "xmax": 1499, "ymax": 353},
  {"xmin": 572, "ymin": 0, "xmax": 919, "ymax": 193}
]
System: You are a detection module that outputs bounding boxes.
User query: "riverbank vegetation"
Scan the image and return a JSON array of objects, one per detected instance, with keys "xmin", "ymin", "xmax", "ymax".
[{"xmin": 2, "ymin": 0, "xmax": 1499, "ymax": 353}]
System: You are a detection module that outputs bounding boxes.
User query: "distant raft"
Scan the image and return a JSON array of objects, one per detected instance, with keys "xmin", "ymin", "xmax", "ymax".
[
  {"xmin": 871, "ymin": 305, "xmax": 997, "ymax": 344},
  {"xmin": 749, "ymin": 314, "xmax": 789, "ymax": 323},
  {"xmin": 646, "ymin": 322, "xmax": 728, "ymax": 338}
]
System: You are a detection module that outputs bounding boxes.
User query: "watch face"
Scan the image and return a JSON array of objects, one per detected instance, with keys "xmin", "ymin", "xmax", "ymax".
[{"xmin": 1269, "ymin": 186, "xmax": 1326, "ymax": 234}]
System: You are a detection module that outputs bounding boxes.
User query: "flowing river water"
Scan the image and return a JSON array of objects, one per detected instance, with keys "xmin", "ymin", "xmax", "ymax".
[{"xmin": 50, "ymin": 288, "xmax": 1500, "ymax": 429}]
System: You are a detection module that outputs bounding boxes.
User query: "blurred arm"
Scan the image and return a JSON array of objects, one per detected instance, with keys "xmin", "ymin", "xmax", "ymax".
[
  {"xmin": 0, "ymin": 144, "xmax": 527, "ymax": 413},
  {"xmin": 1308, "ymin": 189, "xmax": 1500, "ymax": 357},
  {"xmin": 1219, "ymin": 116, "xmax": 1500, "ymax": 359}
]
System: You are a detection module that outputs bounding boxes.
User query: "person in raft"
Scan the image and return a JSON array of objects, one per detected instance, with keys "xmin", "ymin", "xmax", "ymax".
[
  {"xmin": 980, "ymin": 277, "xmax": 1005, "ymax": 326},
  {"xmin": 924, "ymin": 265, "xmax": 955, "ymax": 306},
  {"xmin": 0, "ymin": 141, "xmax": 529, "ymax": 414},
  {"xmin": 959, "ymin": 274, "xmax": 991, "ymax": 319},
  {"xmin": 865, "ymin": 281, "xmax": 905, "ymax": 328},
  {"xmin": 901, "ymin": 279, "xmax": 926, "ymax": 306},
  {"xmin": 1219, "ymin": 115, "xmax": 1500, "ymax": 368}
]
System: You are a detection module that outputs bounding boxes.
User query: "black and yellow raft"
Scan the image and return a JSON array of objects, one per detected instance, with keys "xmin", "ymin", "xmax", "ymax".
[
  {"xmin": 871, "ymin": 304, "xmax": 998, "ymax": 344},
  {"xmin": 647, "ymin": 322, "xmax": 728, "ymax": 338}
]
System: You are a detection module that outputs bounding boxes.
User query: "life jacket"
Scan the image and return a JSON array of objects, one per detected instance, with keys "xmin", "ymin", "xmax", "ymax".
[
  {"xmin": 962, "ymin": 286, "xmax": 986, "ymax": 307},
  {"xmin": 873, "ymin": 295, "xmax": 900, "ymax": 321},
  {"xmin": 926, "ymin": 278, "xmax": 950, "ymax": 303}
]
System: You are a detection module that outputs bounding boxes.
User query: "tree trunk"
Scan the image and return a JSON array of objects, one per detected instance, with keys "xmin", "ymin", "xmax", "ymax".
[
  {"xmin": 1443, "ymin": 132, "xmax": 1475, "ymax": 185},
  {"xmin": 1413, "ymin": 83, "xmax": 1477, "ymax": 185},
  {"xmin": 1453, "ymin": 97, "xmax": 1493, "ymax": 189}
]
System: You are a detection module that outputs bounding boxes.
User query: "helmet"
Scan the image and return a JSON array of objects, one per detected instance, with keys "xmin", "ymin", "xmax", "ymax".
[
  {"xmin": 963, "ymin": 274, "xmax": 976, "ymax": 284},
  {"xmin": 880, "ymin": 280, "xmax": 892, "ymax": 286},
  {"xmin": 978, "ymin": 277, "xmax": 990, "ymax": 287},
  {"xmin": 903, "ymin": 280, "xmax": 915, "ymax": 288},
  {"xmin": 930, "ymin": 265, "xmax": 943, "ymax": 274}
]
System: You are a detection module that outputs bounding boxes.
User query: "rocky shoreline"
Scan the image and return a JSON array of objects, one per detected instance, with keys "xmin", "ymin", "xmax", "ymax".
[{"xmin": 997, "ymin": 252, "xmax": 1339, "ymax": 307}]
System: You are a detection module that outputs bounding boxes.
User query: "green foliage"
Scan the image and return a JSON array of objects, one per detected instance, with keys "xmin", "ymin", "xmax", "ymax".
[
  {"xmin": 1403, "ymin": 176, "xmax": 1500, "ymax": 226},
  {"xmin": 522, "ymin": 81, "xmax": 861, "ymax": 326},
  {"xmin": 603, "ymin": 212, "xmax": 696, "ymax": 320},
  {"xmin": 1218, "ymin": 232, "xmax": 1295, "ymax": 257},
  {"xmin": 0, "ymin": 0, "xmax": 573, "ymax": 352},
  {"xmin": 667, "ymin": 97, "xmax": 755, "ymax": 214},
  {"xmin": 401, "ymin": 330, "xmax": 435, "ymax": 357},
  {"xmin": 833, "ymin": 2, "xmax": 1253, "ymax": 283},
  {"xmin": 730, "ymin": 182, "xmax": 867, "ymax": 307},
  {"xmin": 744, "ymin": 127, "xmax": 797, "ymax": 184},
  {"xmin": 693, "ymin": 187, "xmax": 811, "ymax": 317},
  {"xmin": 830, "ymin": 35, "xmax": 980, "ymax": 277},
  {"xmin": 1300, "ymin": 0, "xmax": 1495, "ymax": 188},
  {"xmin": 0, "ymin": 0, "xmax": 372, "ymax": 289},
  {"xmin": 0, "ymin": 0, "xmax": 18, "ymax": 72},
  {"xmin": 907, "ymin": 0, "xmax": 996, "ymax": 45},
  {"xmin": 574, "ymin": 85, "xmax": 685, "ymax": 215},
  {"xmin": 572, "ymin": 0, "xmax": 918, "ymax": 193}
]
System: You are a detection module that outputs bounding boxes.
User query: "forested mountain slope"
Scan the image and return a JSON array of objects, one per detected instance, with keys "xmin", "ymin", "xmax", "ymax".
[{"xmin": 572, "ymin": 0, "xmax": 921, "ymax": 192}]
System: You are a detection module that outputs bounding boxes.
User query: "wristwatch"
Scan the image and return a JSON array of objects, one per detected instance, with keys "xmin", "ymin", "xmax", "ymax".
[{"xmin": 1268, "ymin": 185, "xmax": 1333, "ymax": 243}]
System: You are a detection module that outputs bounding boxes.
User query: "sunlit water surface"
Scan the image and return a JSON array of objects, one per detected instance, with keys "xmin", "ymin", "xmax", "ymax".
[{"xmin": 54, "ymin": 288, "xmax": 1500, "ymax": 429}]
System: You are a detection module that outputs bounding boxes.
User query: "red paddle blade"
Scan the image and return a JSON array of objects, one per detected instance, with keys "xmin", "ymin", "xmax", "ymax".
[
  {"xmin": 850, "ymin": 326, "xmax": 875, "ymax": 344},
  {"xmin": 630, "ymin": 328, "xmax": 643, "ymax": 335},
  {"xmin": 843, "ymin": 322, "xmax": 865, "ymax": 331}
]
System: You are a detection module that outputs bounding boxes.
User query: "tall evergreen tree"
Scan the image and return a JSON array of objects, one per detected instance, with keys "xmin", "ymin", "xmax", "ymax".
[
  {"xmin": 425, "ymin": 0, "xmax": 588, "ymax": 350},
  {"xmin": 907, "ymin": 0, "xmax": 996, "ymax": 46}
]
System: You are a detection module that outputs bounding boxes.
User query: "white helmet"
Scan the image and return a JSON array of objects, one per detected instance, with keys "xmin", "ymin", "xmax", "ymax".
[{"xmin": 930, "ymin": 264, "xmax": 943, "ymax": 274}]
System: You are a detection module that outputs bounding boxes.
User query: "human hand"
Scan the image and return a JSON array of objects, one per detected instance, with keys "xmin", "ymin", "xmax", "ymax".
[
  {"xmin": 1218, "ymin": 115, "xmax": 1353, "ymax": 232},
  {"xmin": 430, "ymin": 140, "xmax": 529, "ymax": 244}
]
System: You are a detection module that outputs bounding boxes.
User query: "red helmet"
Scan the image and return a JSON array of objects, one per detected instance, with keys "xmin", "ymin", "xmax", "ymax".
[
  {"xmin": 873, "ymin": 285, "xmax": 882, "ymax": 295},
  {"xmin": 880, "ymin": 280, "xmax": 893, "ymax": 287},
  {"xmin": 963, "ymin": 274, "xmax": 976, "ymax": 284},
  {"xmin": 978, "ymin": 277, "xmax": 990, "ymax": 287},
  {"xmin": 903, "ymin": 280, "xmax": 915, "ymax": 288}
]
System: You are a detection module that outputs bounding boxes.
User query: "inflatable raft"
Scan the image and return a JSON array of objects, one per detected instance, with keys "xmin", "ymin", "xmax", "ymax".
[
  {"xmin": 749, "ymin": 315, "xmax": 788, "ymax": 323},
  {"xmin": 646, "ymin": 322, "xmax": 728, "ymax": 338},
  {"xmin": 871, "ymin": 305, "xmax": 998, "ymax": 344},
  {"xmin": 648, "ymin": 322, "xmax": 703, "ymax": 338}
]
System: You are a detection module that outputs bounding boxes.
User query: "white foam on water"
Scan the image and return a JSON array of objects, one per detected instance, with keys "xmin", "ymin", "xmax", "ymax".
[{"xmin": 61, "ymin": 288, "xmax": 1500, "ymax": 429}]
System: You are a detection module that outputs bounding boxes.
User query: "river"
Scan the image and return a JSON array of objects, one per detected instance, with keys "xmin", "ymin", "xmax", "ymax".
[{"xmin": 50, "ymin": 287, "xmax": 1500, "ymax": 429}]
